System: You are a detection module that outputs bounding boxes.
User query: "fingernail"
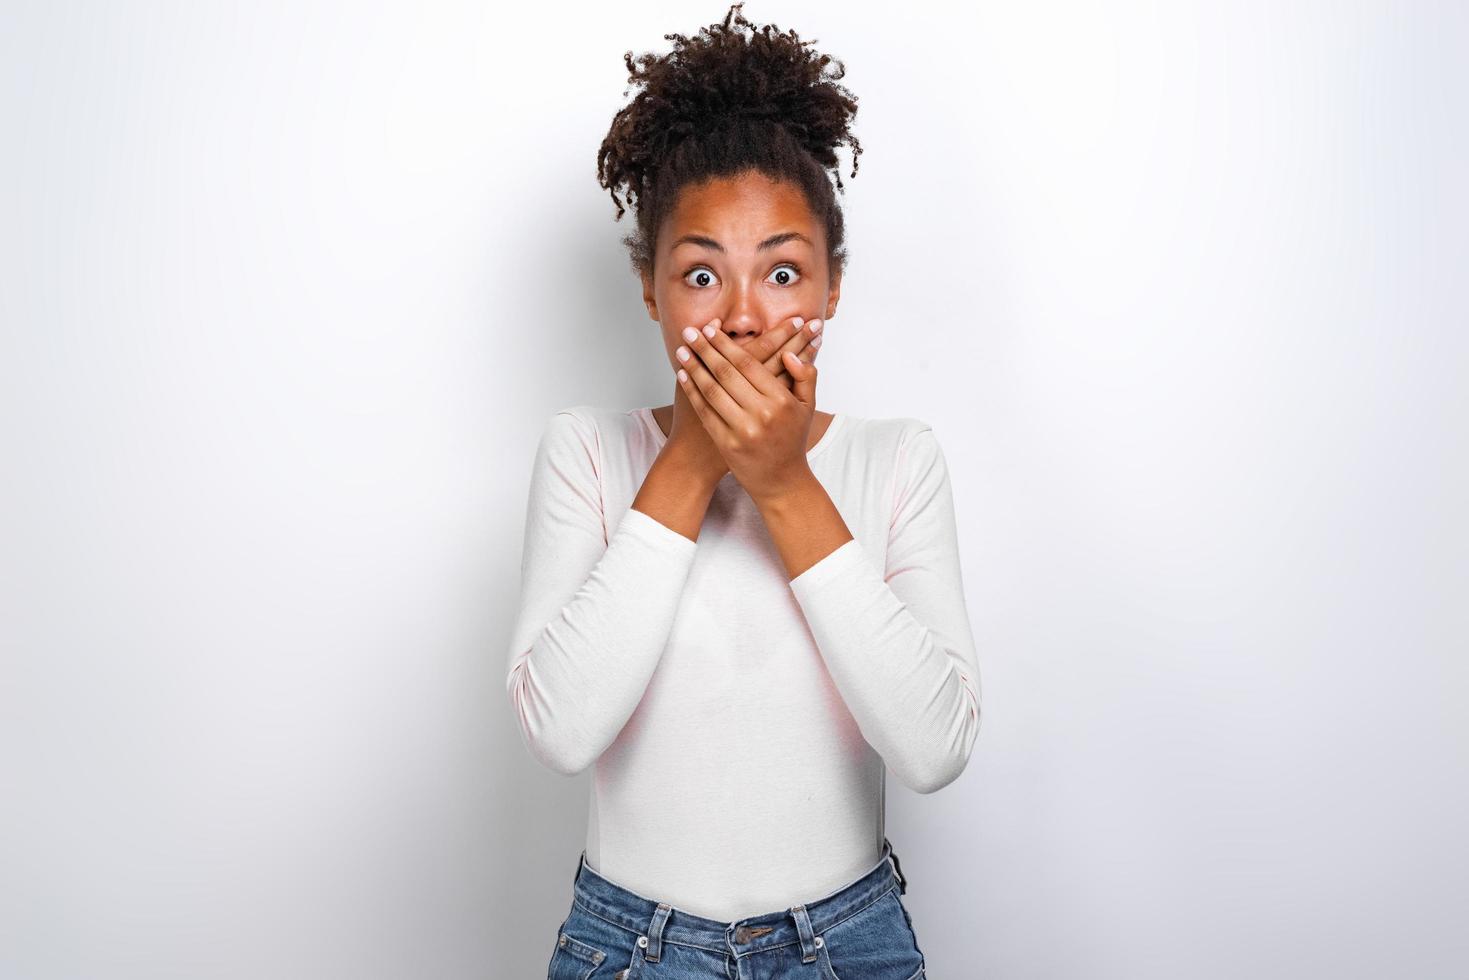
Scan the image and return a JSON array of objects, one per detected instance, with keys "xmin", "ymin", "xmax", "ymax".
[
  {"xmin": 810, "ymin": 319, "xmax": 823, "ymax": 334},
  {"xmin": 811, "ymin": 335, "xmax": 822, "ymax": 348},
  {"xmin": 702, "ymin": 323, "xmax": 716, "ymax": 338},
  {"xmin": 682, "ymin": 326, "xmax": 698, "ymax": 343},
  {"xmin": 676, "ymin": 346, "xmax": 690, "ymax": 362},
  {"xmin": 792, "ymin": 316, "xmax": 805, "ymax": 329}
]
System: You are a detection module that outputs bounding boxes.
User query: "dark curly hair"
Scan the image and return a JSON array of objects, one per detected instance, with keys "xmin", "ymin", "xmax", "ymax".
[{"xmin": 596, "ymin": 2, "xmax": 863, "ymax": 282}]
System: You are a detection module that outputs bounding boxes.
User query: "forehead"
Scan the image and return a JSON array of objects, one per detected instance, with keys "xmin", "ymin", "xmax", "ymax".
[{"xmin": 662, "ymin": 172, "xmax": 817, "ymax": 247}]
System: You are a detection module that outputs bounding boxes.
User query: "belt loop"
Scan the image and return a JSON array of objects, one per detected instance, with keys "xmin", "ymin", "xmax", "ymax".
[
  {"xmin": 884, "ymin": 837, "xmax": 909, "ymax": 895},
  {"xmin": 789, "ymin": 904, "xmax": 819, "ymax": 963},
  {"xmin": 642, "ymin": 902, "xmax": 672, "ymax": 962}
]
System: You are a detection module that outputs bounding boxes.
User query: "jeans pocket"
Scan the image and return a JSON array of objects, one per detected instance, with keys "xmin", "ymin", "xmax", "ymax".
[
  {"xmin": 548, "ymin": 927, "xmax": 607, "ymax": 980},
  {"xmin": 548, "ymin": 902, "xmax": 646, "ymax": 980},
  {"xmin": 816, "ymin": 886, "xmax": 925, "ymax": 980}
]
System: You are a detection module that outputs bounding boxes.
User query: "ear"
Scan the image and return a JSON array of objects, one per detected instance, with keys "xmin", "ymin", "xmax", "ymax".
[
  {"xmin": 640, "ymin": 267, "xmax": 659, "ymax": 322},
  {"xmin": 824, "ymin": 268, "xmax": 842, "ymax": 320}
]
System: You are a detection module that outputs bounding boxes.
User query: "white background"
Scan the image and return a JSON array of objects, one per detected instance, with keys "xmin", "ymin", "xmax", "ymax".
[{"xmin": 3, "ymin": 1, "xmax": 1465, "ymax": 977}]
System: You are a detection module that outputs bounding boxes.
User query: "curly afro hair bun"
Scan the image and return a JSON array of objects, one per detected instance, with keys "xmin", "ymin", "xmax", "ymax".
[{"xmin": 596, "ymin": 2, "xmax": 863, "ymax": 279}]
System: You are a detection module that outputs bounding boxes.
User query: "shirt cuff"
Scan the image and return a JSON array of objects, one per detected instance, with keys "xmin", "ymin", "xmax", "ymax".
[
  {"xmin": 617, "ymin": 505, "xmax": 699, "ymax": 556},
  {"xmin": 788, "ymin": 536, "xmax": 867, "ymax": 597}
]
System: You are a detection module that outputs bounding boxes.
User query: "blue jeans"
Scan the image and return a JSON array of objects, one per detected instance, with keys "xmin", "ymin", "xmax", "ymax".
[{"xmin": 547, "ymin": 836, "xmax": 926, "ymax": 979}]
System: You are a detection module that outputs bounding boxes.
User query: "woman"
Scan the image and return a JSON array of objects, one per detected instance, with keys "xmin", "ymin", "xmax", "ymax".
[{"xmin": 506, "ymin": 5, "xmax": 982, "ymax": 977}]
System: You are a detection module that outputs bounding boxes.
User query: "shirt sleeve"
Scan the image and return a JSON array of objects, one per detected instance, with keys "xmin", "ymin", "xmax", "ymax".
[
  {"xmin": 787, "ymin": 422, "xmax": 982, "ymax": 794},
  {"xmin": 505, "ymin": 408, "xmax": 698, "ymax": 776}
]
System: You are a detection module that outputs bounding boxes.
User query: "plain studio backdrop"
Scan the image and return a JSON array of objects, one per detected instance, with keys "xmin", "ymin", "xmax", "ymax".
[{"xmin": 2, "ymin": 1, "xmax": 1466, "ymax": 977}]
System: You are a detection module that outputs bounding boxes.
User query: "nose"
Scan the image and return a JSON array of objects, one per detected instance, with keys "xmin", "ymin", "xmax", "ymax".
[
  {"xmin": 719, "ymin": 281, "xmax": 770, "ymax": 342},
  {"xmin": 721, "ymin": 310, "xmax": 764, "ymax": 342}
]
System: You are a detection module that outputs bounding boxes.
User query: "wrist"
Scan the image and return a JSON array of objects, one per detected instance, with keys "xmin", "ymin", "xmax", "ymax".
[
  {"xmin": 656, "ymin": 441, "xmax": 726, "ymax": 494},
  {"xmin": 748, "ymin": 463, "xmax": 819, "ymax": 512}
]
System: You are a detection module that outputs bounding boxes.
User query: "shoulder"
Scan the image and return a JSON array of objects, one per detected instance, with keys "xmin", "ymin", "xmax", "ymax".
[
  {"xmin": 534, "ymin": 404, "xmax": 594, "ymax": 451},
  {"xmin": 538, "ymin": 403, "xmax": 639, "ymax": 441},
  {"xmin": 842, "ymin": 413, "xmax": 938, "ymax": 458},
  {"xmin": 532, "ymin": 404, "xmax": 614, "ymax": 469},
  {"xmin": 859, "ymin": 417, "xmax": 950, "ymax": 497},
  {"xmin": 536, "ymin": 404, "xmax": 656, "ymax": 460}
]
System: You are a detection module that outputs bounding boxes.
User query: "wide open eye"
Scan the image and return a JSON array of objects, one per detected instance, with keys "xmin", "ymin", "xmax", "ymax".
[
  {"xmin": 768, "ymin": 263, "xmax": 802, "ymax": 287},
  {"xmin": 683, "ymin": 266, "xmax": 718, "ymax": 288}
]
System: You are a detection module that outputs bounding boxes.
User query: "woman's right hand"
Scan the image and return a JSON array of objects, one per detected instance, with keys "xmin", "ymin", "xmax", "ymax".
[{"xmin": 665, "ymin": 316, "xmax": 823, "ymax": 486}]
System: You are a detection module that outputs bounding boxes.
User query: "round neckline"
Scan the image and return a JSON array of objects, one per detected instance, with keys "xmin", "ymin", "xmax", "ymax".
[{"xmin": 636, "ymin": 406, "xmax": 846, "ymax": 462}]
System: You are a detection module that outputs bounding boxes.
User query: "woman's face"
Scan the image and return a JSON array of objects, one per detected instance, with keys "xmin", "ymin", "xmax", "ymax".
[{"xmin": 641, "ymin": 170, "xmax": 842, "ymax": 372}]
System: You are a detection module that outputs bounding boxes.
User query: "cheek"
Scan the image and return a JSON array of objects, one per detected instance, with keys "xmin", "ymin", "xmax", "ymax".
[{"xmin": 661, "ymin": 329, "xmax": 685, "ymax": 368}]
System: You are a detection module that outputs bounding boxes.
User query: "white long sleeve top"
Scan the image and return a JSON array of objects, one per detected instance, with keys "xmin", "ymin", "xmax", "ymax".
[{"xmin": 505, "ymin": 404, "xmax": 981, "ymax": 921}]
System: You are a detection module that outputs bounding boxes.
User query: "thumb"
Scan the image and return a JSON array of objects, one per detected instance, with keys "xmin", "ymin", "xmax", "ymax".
[{"xmin": 783, "ymin": 350, "xmax": 818, "ymax": 409}]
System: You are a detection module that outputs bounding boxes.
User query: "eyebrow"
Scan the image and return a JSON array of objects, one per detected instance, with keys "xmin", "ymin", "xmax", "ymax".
[{"xmin": 670, "ymin": 231, "xmax": 813, "ymax": 253}]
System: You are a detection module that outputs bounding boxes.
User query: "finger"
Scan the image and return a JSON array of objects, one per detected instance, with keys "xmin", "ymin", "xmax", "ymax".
[
  {"xmin": 761, "ymin": 316, "xmax": 819, "ymax": 376},
  {"xmin": 749, "ymin": 315, "xmax": 806, "ymax": 371},
  {"xmin": 773, "ymin": 325, "xmax": 822, "ymax": 388},
  {"xmin": 780, "ymin": 331, "xmax": 822, "ymax": 376},
  {"xmin": 675, "ymin": 361, "xmax": 734, "ymax": 443},
  {"xmin": 676, "ymin": 330, "xmax": 748, "ymax": 429},
  {"xmin": 783, "ymin": 348, "xmax": 820, "ymax": 410},
  {"xmin": 688, "ymin": 321, "xmax": 784, "ymax": 407}
]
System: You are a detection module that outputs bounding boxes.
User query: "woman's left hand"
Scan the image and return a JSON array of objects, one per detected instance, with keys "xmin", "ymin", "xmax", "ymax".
[{"xmin": 673, "ymin": 318, "xmax": 820, "ymax": 501}]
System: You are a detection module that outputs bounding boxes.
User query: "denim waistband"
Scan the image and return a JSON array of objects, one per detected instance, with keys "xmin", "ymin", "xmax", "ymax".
[{"xmin": 568, "ymin": 837, "xmax": 910, "ymax": 959}]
